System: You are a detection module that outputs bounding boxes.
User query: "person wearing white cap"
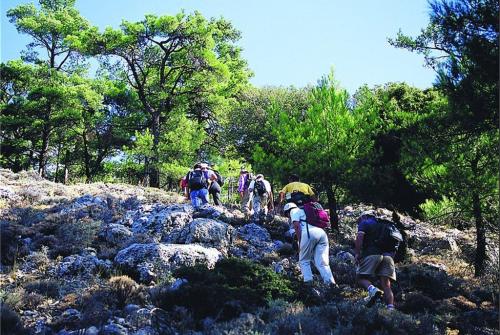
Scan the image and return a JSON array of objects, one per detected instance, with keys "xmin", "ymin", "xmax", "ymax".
[
  {"xmin": 283, "ymin": 202, "xmax": 336, "ymax": 286},
  {"xmin": 248, "ymin": 174, "xmax": 274, "ymax": 222}
]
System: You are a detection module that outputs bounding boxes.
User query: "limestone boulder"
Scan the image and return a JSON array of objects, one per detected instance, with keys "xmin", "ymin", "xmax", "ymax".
[{"xmin": 114, "ymin": 243, "xmax": 221, "ymax": 283}]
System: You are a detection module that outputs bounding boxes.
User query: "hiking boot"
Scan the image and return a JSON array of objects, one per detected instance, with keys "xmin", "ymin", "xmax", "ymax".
[{"xmin": 365, "ymin": 287, "xmax": 383, "ymax": 307}]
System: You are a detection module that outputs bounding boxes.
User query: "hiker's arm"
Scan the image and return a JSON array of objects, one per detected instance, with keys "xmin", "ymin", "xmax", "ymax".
[
  {"xmin": 354, "ymin": 232, "xmax": 364, "ymax": 262},
  {"xmin": 293, "ymin": 220, "xmax": 301, "ymax": 247}
]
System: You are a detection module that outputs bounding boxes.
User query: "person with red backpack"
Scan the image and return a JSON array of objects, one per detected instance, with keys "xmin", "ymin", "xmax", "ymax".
[
  {"xmin": 354, "ymin": 210, "xmax": 402, "ymax": 309},
  {"xmin": 283, "ymin": 202, "xmax": 337, "ymax": 286}
]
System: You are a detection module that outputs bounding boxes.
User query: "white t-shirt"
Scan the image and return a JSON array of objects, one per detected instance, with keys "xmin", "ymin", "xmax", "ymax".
[
  {"xmin": 290, "ymin": 207, "xmax": 307, "ymax": 229},
  {"xmin": 248, "ymin": 178, "xmax": 271, "ymax": 194}
]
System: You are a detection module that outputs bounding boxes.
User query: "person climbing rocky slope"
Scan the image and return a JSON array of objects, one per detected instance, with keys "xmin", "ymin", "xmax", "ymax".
[{"xmin": 0, "ymin": 169, "xmax": 497, "ymax": 334}]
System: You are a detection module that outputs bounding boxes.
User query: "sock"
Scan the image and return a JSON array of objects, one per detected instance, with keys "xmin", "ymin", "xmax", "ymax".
[{"xmin": 387, "ymin": 304, "xmax": 395, "ymax": 309}]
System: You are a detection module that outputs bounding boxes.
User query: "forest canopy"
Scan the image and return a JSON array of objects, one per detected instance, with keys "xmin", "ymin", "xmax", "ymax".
[{"xmin": 1, "ymin": 0, "xmax": 498, "ymax": 276}]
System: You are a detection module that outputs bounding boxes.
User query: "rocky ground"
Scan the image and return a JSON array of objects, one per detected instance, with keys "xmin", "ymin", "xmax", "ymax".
[{"xmin": 0, "ymin": 169, "xmax": 498, "ymax": 335}]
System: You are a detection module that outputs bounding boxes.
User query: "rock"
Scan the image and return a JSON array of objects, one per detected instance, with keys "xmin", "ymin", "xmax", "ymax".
[
  {"xmin": 60, "ymin": 194, "xmax": 107, "ymax": 215},
  {"xmin": 61, "ymin": 308, "xmax": 82, "ymax": 323},
  {"xmin": 128, "ymin": 204, "xmax": 193, "ymax": 242},
  {"xmin": 238, "ymin": 223, "xmax": 271, "ymax": 244},
  {"xmin": 133, "ymin": 327, "xmax": 157, "ymax": 335},
  {"xmin": 231, "ymin": 223, "xmax": 280, "ymax": 260},
  {"xmin": 85, "ymin": 326, "xmax": 99, "ymax": 335},
  {"xmin": 180, "ymin": 218, "xmax": 235, "ymax": 253},
  {"xmin": 101, "ymin": 323, "xmax": 129, "ymax": 335},
  {"xmin": 192, "ymin": 204, "xmax": 246, "ymax": 225},
  {"xmin": 335, "ymin": 251, "xmax": 355, "ymax": 264},
  {"xmin": 128, "ymin": 308, "xmax": 152, "ymax": 328},
  {"xmin": 54, "ymin": 251, "xmax": 112, "ymax": 277},
  {"xmin": 102, "ymin": 224, "xmax": 133, "ymax": 245},
  {"xmin": 114, "ymin": 243, "xmax": 221, "ymax": 283},
  {"xmin": 124, "ymin": 304, "xmax": 140, "ymax": 315},
  {"xmin": 170, "ymin": 278, "xmax": 188, "ymax": 290}
]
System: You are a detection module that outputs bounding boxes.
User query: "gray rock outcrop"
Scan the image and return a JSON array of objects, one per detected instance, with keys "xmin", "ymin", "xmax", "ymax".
[{"xmin": 114, "ymin": 243, "xmax": 221, "ymax": 283}]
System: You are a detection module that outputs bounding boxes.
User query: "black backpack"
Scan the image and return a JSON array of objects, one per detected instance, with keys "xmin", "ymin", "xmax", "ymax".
[
  {"xmin": 374, "ymin": 218, "xmax": 403, "ymax": 253},
  {"xmin": 287, "ymin": 191, "xmax": 311, "ymax": 206},
  {"xmin": 254, "ymin": 180, "xmax": 267, "ymax": 196},
  {"xmin": 214, "ymin": 170, "xmax": 224, "ymax": 186},
  {"xmin": 188, "ymin": 170, "xmax": 207, "ymax": 190}
]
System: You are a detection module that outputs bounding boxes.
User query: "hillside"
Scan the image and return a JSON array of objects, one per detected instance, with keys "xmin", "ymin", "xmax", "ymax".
[{"xmin": 0, "ymin": 169, "xmax": 498, "ymax": 335}]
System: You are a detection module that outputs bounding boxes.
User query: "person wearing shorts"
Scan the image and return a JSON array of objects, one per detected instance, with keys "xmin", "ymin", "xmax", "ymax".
[{"xmin": 354, "ymin": 212, "xmax": 396, "ymax": 309}]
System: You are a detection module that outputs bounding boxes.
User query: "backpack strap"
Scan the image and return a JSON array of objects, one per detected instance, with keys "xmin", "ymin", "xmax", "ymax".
[{"xmin": 300, "ymin": 218, "xmax": 310, "ymax": 239}]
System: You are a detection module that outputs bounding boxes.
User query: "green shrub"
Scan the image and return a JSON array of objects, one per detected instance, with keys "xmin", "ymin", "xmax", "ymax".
[
  {"xmin": 1, "ymin": 303, "xmax": 27, "ymax": 335},
  {"xmin": 55, "ymin": 217, "xmax": 100, "ymax": 256},
  {"xmin": 24, "ymin": 279, "xmax": 60, "ymax": 299},
  {"xmin": 152, "ymin": 258, "xmax": 296, "ymax": 322},
  {"xmin": 108, "ymin": 275, "xmax": 145, "ymax": 308}
]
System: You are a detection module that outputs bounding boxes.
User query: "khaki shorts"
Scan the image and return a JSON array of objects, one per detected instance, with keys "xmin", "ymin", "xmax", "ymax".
[{"xmin": 356, "ymin": 255, "xmax": 396, "ymax": 281}]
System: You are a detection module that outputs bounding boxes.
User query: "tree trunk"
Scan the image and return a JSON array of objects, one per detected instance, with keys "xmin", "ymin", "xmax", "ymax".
[
  {"xmin": 38, "ymin": 126, "xmax": 50, "ymax": 178},
  {"xmin": 325, "ymin": 184, "xmax": 339, "ymax": 229},
  {"xmin": 38, "ymin": 101, "xmax": 52, "ymax": 178},
  {"xmin": 63, "ymin": 150, "xmax": 70, "ymax": 184},
  {"xmin": 54, "ymin": 142, "xmax": 61, "ymax": 183},
  {"xmin": 82, "ymin": 130, "xmax": 92, "ymax": 183},
  {"xmin": 472, "ymin": 191, "xmax": 486, "ymax": 276},
  {"xmin": 149, "ymin": 111, "xmax": 161, "ymax": 188}
]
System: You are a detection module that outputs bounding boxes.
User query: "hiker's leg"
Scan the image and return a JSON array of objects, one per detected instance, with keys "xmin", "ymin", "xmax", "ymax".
[
  {"xmin": 190, "ymin": 190, "xmax": 200, "ymax": 208},
  {"xmin": 357, "ymin": 255, "xmax": 383, "ymax": 288},
  {"xmin": 380, "ymin": 277, "xmax": 394, "ymax": 306},
  {"xmin": 298, "ymin": 236, "xmax": 314, "ymax": 282},
  {"xmin": 313, "ymin": 229, "xmax": 335, "ymax": 284},
  {"xmin": 199, "ymin": 188, "xmax": 209, "ymax": 205},
  {"xmin": 357, "ymin": 277, "xmax": 372, "ymax": 289},
  {"xmin": 253, "ymin": 195, "xmax": 261, "ymax": 220},
  {"xmin": 261, "ymin": 194, "xmax": 269, "ymax": 215},
  {"xmin": 241, "ymin": 191, "xmax": 250, "ymax": 214},
  {"xmin": 213, "ymin": 191, "xmax": 221, "ymax": 206}
]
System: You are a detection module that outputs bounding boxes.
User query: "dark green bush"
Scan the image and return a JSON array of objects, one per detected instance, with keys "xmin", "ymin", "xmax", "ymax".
[
  {"xmin": 399, "ymin": 292, "xmax": 436, "ymax": 314},
  {"xmin": 55, "ymin": 217, "xmax": 100, "ymax": 256},
  {"xmin": 152, "ymin": 258, "xmax": 296, "ymax": 322},
  {"xmin": 24, "ymin": 279, "xmax": 60, "ymax": 299},
  {"xmin": 1, "ymin": 303, "xmax": 27, "ymax": 335}
]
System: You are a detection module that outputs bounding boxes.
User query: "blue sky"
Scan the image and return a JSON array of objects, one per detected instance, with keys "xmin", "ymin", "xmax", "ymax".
[{"xmin": 1, "ymin": 0, "xmax": 436, "ymax": 94}]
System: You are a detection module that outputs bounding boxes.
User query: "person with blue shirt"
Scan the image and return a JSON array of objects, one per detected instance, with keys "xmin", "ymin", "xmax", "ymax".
[{"xmin": 354, "ymin": 210, "xmax": 397, "ymax": 309}]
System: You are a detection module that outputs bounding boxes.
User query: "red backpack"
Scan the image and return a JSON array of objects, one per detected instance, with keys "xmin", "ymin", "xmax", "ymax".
[{"xmin": 302, "ymin": 202, "xmax": 331, "ymax": 230}]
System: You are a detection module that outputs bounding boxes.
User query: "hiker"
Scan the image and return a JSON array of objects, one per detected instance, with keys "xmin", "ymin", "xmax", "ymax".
[
  {"xmin": 283, "ymin": 202, "xmax": 337, "ymax": 286},
  {"xmin": 186, "ymin": 163, "xmax": 210, "ymax": 209},
  {"xmin": 279, "ymin": 174, "xmax": 316, "ymax": 206},
  {"xmin": 354, "ymin": 211, "xmax": 401, "ymax": 309},
  {"xmin": 208, "ymin": 164, "xmax": 223, "ymax": 206},
  {"xmin": 248, "ymin": 174, "xmax": 274, "ymax": 222},
  {"xmin": 179, "ymin": 175, "xmax": 189, "ymax": 200},
  {"xmin": 238, "ymin": 167, "xmax": 253, "ymax": 216}
]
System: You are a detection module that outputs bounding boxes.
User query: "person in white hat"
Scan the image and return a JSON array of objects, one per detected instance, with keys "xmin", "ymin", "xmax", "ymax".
[{"xmin": 283, "ymin": 202, "xmax": 336, "ymax": 286}]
